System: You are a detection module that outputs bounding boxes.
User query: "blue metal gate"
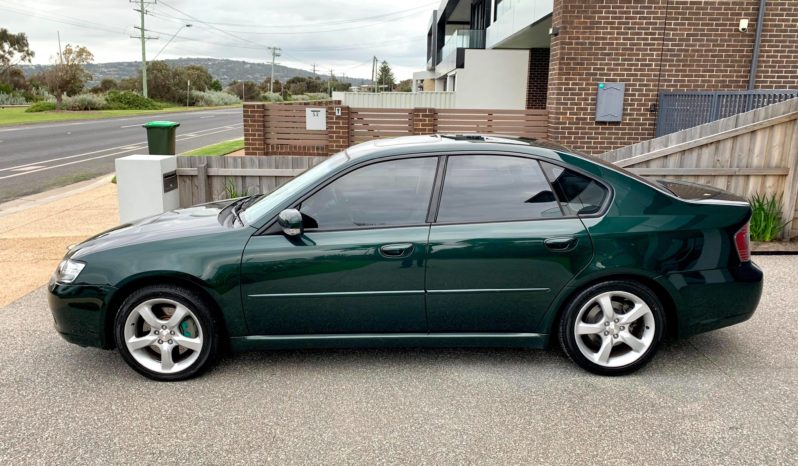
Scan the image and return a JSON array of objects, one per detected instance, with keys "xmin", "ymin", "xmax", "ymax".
[{"xmin": 655, "ymin": 90, "xmax": 798, "ymax": 137}]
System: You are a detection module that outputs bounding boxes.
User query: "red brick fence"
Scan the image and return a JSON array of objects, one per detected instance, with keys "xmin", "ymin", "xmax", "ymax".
[{"xmin": 244, "ymin": 101, "xmax": 548, "ymax": 156}]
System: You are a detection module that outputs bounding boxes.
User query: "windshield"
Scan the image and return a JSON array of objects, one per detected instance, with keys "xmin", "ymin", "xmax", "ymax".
[{"xmin": 241, "ymin": 151, "xmax": 350, "ymax": 224}]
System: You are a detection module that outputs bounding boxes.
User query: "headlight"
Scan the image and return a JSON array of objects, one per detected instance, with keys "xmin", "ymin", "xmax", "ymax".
[{"xmin": 56, "ymin": 259, "xmax": 86, "ymax": 284}]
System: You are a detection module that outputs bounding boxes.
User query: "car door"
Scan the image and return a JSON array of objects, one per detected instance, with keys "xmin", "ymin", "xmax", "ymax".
[
  {"xmin": 240, "ymin": 156, "xmax": 439, "ymax": 335},
  {"xmin": 425, "ymin": 154, "xmax": 602, "ymax": 333}
]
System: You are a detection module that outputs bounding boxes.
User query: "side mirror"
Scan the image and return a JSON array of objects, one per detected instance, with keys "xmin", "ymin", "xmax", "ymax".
[{"xmin": 277, "ymin": 209, "xmax": 303, "ymax": 237}]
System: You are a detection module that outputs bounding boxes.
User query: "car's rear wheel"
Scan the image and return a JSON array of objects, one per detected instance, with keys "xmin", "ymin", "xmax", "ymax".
[
  {"xmin": 559, "ymin": 281, "xmax": 665, "ymax": 375},
  {"xmin": 114, "ymin": 285, "xmax": 219, "ymax": 381}
]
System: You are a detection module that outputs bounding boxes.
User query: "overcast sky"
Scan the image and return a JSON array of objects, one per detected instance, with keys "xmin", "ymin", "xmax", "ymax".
[{"xmin": 4, "ymin": 0, "xmax": 436, "ymax": 80}]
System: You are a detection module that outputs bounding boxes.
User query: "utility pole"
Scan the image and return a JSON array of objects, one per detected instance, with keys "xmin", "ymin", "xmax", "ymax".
[
  {"xmin": 371, "ymin": 56, "xmax": 377, "ymax": 92},
  {"xmin": 131, "ymin": 0, "xmax": 158, "ymax": 98},
  {"xmin": 57, "ymin": 31, "xmax": 63, "ymax": 64},
  {"xmin": 328, "ymin": 69, "xmax": 334, "ymax": 96},
  {"xmin": 267, "ymin": 46, "xmax": 281, "ymax": 94},
  {"xmin": 311, "ymin": 63, "xmax": 317, "ymax": 77},
  {"xmin": 186, "ymin": 79, "xmax": 190, "ymax": 107}
]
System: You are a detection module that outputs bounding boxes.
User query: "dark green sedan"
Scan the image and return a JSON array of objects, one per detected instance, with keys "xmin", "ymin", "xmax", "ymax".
[{"xmin": 49, "ymin": 135, "xmax": 763, "ymax": 380}]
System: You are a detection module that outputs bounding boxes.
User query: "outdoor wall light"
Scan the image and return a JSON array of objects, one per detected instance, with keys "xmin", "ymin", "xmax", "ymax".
[
  {"xmin": 739, "ymin": 19, "xmax": 749, "ymax": 33},
  {"xmin": 549, "ymin": 26, "xmax": 560, "ymax": 37}
]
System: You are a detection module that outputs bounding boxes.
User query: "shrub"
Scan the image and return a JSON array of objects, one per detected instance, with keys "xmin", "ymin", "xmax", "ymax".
[
  {"xmin": 192, "ymin": 90, "xmax": 240, "ymax": 107},
  {"xmin": 749, "ymin": 193, "xmax": 790, "ymax": 242},
  {"xmin": 304, "ymin": 92, "xmax": 330, "ymax": 101},
  {"xmin": 290, "ymin": 94, "xmax": 309, "ymax": 101},
  {"xmin": 62, "ymin": 93, "xmax": 107, "ymax": 110},
  {"xmin": 105, "ymin": 90, "xmax": 161, "ymax": 110},
  {"xmin": 25, "ymin": 101, "xmax": 56, "ymax": 112},
  {"xmin": 0, "ymin": 92, "xmax": 27, "ymax": 105},
  {"xmin": 260, "ymin": 92, "xmax": 283, "ymax": 103}
]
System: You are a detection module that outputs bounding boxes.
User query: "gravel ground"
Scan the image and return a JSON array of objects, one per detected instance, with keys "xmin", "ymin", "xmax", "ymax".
[{"xmin": 0, "ymin": 256, "xmax": 795, "ymax": 465}]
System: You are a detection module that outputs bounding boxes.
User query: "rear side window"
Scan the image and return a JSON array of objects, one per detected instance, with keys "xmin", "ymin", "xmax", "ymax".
[
  {"xmin": 540, "ymin": 162, "xmax": 608, "ymax": 216},
  {"xmin": 437, "ymin": 155, "xmax": 562, "ymax": 223}
]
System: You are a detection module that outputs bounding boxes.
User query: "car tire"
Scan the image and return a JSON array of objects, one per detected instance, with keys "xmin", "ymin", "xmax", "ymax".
[
  {"xmin": 559, "ymin": 281, "xmax": 665, "ymax": 376},
  {"xmin": 114, "ymin": 285, "xmax": 219, "ymax": 381}
]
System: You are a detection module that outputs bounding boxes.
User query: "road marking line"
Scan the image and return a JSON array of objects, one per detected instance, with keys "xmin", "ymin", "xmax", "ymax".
[
  {"xmin": 0, "ymin": 126, "xmax": 242, "ymax": 180},
  {"xmin": 11, "ymin": 165, "xmax": 47, "ymax": 172},
  {"xmin": 0, "ymin": 123, "xmax": 242, "ymax": 173},
  {"xmin": 119, "ymin": 124, "xmax": 143, "ymax": 128}
]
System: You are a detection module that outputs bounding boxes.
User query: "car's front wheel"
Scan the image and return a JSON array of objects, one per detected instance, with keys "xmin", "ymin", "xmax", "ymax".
[
  {"xmin": 559, "ymin": 281, "xmax": 665, "ymax": 375},
  {"xmin": 114, "ymin": 285, "xmax": 219, "ymax": 381}
]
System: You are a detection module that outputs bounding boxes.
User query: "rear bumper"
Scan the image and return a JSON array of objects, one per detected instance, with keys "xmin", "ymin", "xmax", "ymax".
[
  {"xmin": 48, "ymin": 280, "xmax": 116, "ymax": 349},
  {"xmin": 658, "ymin": 261, "xmax": 763, "ymax": 338}
]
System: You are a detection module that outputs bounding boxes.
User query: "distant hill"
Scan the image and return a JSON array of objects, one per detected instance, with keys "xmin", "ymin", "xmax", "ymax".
[{"xmin": 21, "ymin": 58, "xmax": 369, "ymax": 87}]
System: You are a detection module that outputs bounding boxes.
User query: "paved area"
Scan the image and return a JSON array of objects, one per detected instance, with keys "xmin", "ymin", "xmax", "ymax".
[
  {"xmin": 0, "ymin": 256, "xmax": 794, "ymax": 464},
  {"xmin": 0, "ymin": 108, "xmax": 242, "ymax": 202},
  {"xmin": 0, "ymin": 176, "xmax": 119, "ymax": 307}
]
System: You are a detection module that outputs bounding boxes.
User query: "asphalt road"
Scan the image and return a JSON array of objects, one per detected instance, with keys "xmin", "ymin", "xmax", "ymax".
[
  {"xmin": 0, "ymin": 255, "xmax": 795, "ymax": 464},
  {"xmin": 0, "ymin": 108, "xmax": 243, "ymax": 202}
]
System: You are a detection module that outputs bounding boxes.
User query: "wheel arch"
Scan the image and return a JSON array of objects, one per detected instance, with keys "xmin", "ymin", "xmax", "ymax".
[
  {"xmin": 104, "ymin": 272, "xmax": 229, "ymax": 349},
  {"xmin": 545, "ymin": 273, "xmax": 678, "ymax": 341}
]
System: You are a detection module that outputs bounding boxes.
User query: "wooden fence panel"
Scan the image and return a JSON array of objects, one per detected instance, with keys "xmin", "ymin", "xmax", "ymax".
[
  {"xmin": 176, "ymin": 155, "xmax": 327, "ymax": 207},
  {"xmin": 436, "ymin": 109, "xmax": 548, "ymax": 139},
  {"xmin": 350, "ymin": 108, "xmax": 413, "ymax": 144},
  {"xmin": 601, "ymin": 98, "xmax": 798, "ymax": 239},
  {"xmin": 264, "ymin": 105, "xmax": 328, "ymax": 147}
]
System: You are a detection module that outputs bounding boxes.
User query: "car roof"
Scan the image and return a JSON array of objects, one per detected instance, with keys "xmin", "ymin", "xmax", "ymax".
[{"xmin": 344, "ymin": 134, "xmax": 578, "ymax": 161}]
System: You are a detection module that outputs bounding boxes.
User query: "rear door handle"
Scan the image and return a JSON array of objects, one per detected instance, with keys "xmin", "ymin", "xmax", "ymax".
[
  {"xmin": 544, "ymin": 237, "xmax": 578, "ymax": 252},
  {"xmin": 379, "ymin": 243, "xmax": 415, "ymax": 258}
]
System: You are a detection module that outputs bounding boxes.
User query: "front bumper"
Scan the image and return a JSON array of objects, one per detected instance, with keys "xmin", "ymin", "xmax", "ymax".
[
  {"xmin": 48, "ymin": 280, "xmax": 116, "ymax": 349},
  {"xmin": 659, "ymin": 261, "xmax": 764, "ymax": 338}
]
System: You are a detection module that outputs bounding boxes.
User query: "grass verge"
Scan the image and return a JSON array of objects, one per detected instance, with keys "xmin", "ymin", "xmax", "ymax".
[
  {"xmin": 0, "ymin": 104, "xmax": 241, "ymax": 126},
  {"xmin": 182, "ymin": 138, "xmax": 245, "ymax": 157}
]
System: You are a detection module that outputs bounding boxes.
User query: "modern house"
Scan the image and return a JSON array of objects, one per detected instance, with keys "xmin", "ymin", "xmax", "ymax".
[
  {"xmin": 407, "ymin": 0, "xmax": 798, "ymax": 154},
  {"xmin": 411, "ymin": 0, "xmax": 552, "ymax": 110}
]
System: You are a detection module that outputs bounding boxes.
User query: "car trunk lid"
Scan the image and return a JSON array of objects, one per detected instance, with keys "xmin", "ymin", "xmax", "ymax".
[{"xmin": 656, "ymin": 179, "xmax": 748, "ymax": 204}]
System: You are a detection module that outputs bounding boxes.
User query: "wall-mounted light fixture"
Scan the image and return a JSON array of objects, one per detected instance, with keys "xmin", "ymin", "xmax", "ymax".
[
  {"xmin": 549, "ymin": 26, "xmax": 560, "ymax": 37},
  {"xmin": 739, "ymin": 19, "xmax": 750, "ymax": 33}
]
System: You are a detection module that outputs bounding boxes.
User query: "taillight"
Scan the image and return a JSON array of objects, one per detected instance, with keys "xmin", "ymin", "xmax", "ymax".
[{"xmin": 734, "ymin": 223, "xmax": 751, "ymax": 262}]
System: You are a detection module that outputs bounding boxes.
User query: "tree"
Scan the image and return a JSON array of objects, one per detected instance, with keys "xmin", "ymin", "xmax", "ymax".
[
  {"xmin": 0, "ymin": 28, "xmax": 34, "ymax": 74},
  {"xmin": 0, "ymin": 66, "xmax": 29, "ymax": 92},
  {"xmin": 225, "ymin": 80, "xmax": 260, "ymax": 101},
  {"xmin": 376, "ymin": 61, "xmax": 395, "ymax": 91},
  {"xmin": 37, "ymin": 44, "xmax": 93, "ymax": 109},
  {"xmin": 90, "ymin": 77, "xmax": 118, "ymax": 94},
  {"xmin": 396, "ymin": 79, "xmax": 412, "ymax": 92},
  {"xmin": 209, "ymin": 79, "xmax": 222, "ymax": 92},
  {"xmin": 184, "ymin": 65, "xmax": 212, "ymax": 92}
]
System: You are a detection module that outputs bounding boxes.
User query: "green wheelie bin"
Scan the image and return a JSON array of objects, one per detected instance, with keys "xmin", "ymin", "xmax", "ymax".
[{"xmin": 143, "ymin": 121, "xmax": 180, "ymax": 155}]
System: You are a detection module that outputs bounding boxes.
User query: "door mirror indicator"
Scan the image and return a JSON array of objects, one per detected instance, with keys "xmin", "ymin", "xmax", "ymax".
[{"xmin": 277, "ymin": 209, "xmax": 303, "ymax": 237}]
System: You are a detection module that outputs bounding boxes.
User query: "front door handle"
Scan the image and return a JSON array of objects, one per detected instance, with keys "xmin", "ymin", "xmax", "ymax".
[
  {"xmin": 379, "ymin": 243, "xmax": 414, "ymax": 258},
  {"xmin": 544, "ymin": 237, "xmax": 577, "ymax": 252}
]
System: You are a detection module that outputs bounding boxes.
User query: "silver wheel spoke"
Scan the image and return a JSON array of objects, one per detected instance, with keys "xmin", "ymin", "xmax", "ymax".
[
  {"xmin": 620, "ymin": 332, "xmax": 646, "ymax": 353},
  {"xmin": 576, "ymin": 321, "xmax": 605, "ymax": 335},
  {"xmin": 173, "ymin": 335, "xmax": 202, "ymax": 352},
  {"xmin": 620, "ymin": 302, "xmax": 650, "ymax": 325},
  {"xmin": 137, "ymin": 305, "xmax": 162, "ymax": 328},
  {"xmin": 127, "ymin": 334, "xmax": 158, "ymax": 350},
  {"xmin": 166, "ymin": 304, "xmax": 189, "ymax": 329},
  {"xmin": 595, "ymin": 336, "xmax": 613, "ymax": 364},
  {"xmin": 598, "ymin": 295, "xmax": 615, "ymax": 320},
  {"xmin": 160, "ymin": 344, "xmax": 175, "ymax": 371}
]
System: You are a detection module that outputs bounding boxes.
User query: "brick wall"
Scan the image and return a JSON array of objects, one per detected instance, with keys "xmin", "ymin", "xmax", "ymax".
[
  {"xmin": 412, "ymin": 108, "xmax": 437, "ymax": 135},
  {"xmin": 243, "ymin": 103, "xmax": 266, "ymax": 156},
  {"xmin": 548, "ymin": 0, "xmax": 798, "ymax": 154},
  {"xmin": 526, "ymin": 48, "xmax": 549, "ymax": 110}
]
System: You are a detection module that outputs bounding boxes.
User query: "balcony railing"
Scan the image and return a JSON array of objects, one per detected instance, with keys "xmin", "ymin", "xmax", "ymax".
[
  {"xmin": 486, "ymin": 0, "xmax": 553, "ymax": 48},
  {"xmin": 436, "ymin": 29, "xmax": 486, "ymax": 74}
]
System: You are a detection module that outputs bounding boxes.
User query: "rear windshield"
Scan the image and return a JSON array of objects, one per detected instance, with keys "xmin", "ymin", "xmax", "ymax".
[{"xmin": 562, "ymin": 150, "xmax": 675, "ymax": 196}]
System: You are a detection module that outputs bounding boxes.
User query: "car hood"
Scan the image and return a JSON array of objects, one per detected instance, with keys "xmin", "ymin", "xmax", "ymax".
[{"xmin": 68, "ymin": 199, "xmax": 242, "ymax": 260}]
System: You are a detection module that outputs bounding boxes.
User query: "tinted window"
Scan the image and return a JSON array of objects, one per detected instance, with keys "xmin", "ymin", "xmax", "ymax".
[
  {"xmin": 437, "ymin": 155, "xmax": 562, "ymax": 223},
  {"xmin": 540, "ymin": 162, "xmax": 609, "ymax": 216},
  {"xmin": 300, "ymin": 157, "xmax": 437, "ymax": 230}
]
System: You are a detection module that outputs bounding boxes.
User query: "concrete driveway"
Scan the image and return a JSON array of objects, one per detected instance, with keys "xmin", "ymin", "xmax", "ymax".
[{"xmin": 0, "ymin": 256, "xmax": 795, "ymax": 464}]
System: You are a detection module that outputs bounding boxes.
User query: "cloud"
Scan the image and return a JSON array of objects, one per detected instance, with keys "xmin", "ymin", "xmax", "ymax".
[{"xmin": 3, "ymin": 0, "xmax": 435, "ymax": 80}]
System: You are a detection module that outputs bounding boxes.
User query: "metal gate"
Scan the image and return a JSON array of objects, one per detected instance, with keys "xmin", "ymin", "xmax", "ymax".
[{"xmin": 656, "ymin": 90, "xmax": 798, "ymax": 136}]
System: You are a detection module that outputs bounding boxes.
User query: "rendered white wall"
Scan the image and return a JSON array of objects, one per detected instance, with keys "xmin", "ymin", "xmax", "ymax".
[
  {"xmin": 115, "ymin": 155, "xmax": 179, "ymax": 223},
  {"xmin": 453, "ymin": 49, "xmax": 530, "ymax": 109}
]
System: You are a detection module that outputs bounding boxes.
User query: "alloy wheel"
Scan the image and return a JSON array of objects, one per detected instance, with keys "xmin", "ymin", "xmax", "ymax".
[
  {"xmin": 573, "ymin": 290, "xmax": 656, "ymax": 368},
  {"xmin": 123, "ymin": 298, "xmax": 204, "ymax": 374}
]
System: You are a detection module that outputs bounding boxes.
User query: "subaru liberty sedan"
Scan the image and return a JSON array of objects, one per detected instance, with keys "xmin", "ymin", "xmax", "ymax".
[{"xmin": 49, "ymin": 135, "xmax": 763, "ymax": 380}]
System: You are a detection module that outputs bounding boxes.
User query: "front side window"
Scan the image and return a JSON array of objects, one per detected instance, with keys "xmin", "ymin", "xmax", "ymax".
[
  {"xmin": 436, "ymin": 155, "xmax": 562, "ymax": 223},
  {"xmin": 299, "ymin": 157, "xmax": 437, "ymax": 230},
  {"xmin": 540, "ymin": 161, "xmax": 609, "ymax": 216}
]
